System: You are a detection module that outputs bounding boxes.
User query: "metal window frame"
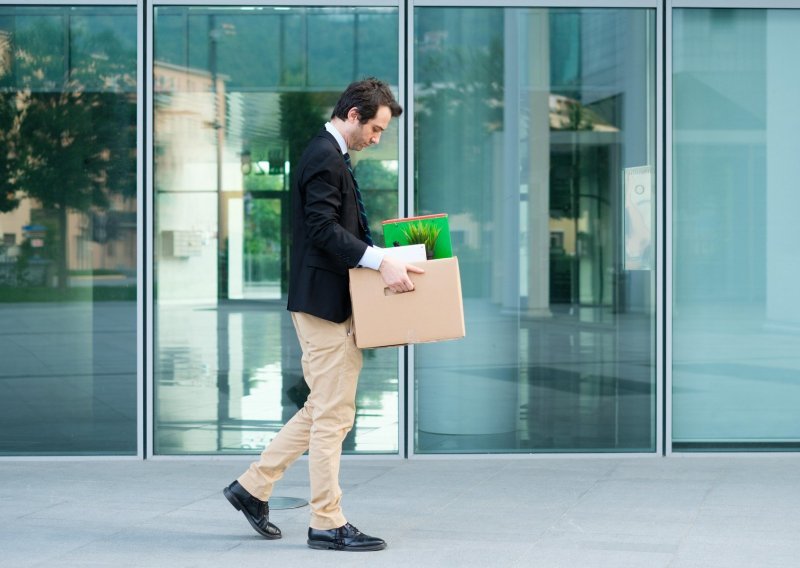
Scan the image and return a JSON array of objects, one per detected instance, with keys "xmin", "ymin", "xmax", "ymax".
[
  {"xmin": 412, "ymin": 0, "xmax": 659, "ymax": 6},
  {"xmin": 137, "ymin": 0, "xmax": 145, "ymax": 461},
  {"xmin": 145, "ymin": 0, "xmax": 154, "ymax": 459},
  {"xmin": 672, "ymin": 0, "xmax": 800, "ymax": 7},
  {"xmin": 0, "ymin": 0, "xmax": 136, "ymax": 4},
  {"xmin": 409, "ymin": 0, "xmax": 663, "ymax": 5},
  {"xmin": 665, "ymin": 0, "xmax": 673, "ymax": 459},
  {"xmin": 655, "ymin": 2, "xmax": 665, "ymax": 458},
  {"xmin": 150, "ymin": 0, "xmax": 399, "ymax": 4}
]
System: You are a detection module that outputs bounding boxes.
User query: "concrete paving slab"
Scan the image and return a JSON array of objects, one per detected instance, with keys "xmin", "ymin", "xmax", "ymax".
[{"xmin": 1, "ymin": 456, "xmax": 800, "ymax": 568}]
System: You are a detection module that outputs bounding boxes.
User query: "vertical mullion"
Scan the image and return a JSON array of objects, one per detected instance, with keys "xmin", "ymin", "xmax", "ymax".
[
  {"xmin": 655, "ymin": 0, "xmax": 665, "ymax": 457},
  {"xmin": 664, "ymin": 0, "xmax": 674, "ymax": 456},
  {"xmin": 145, "ymin": 0, "xmax": 155, "ymax": 459},
  {"xmin": 397, "ymin": 0, "xmax": 408, "ymax": 459},
  {"xmin": 406, "ymin": 0, "xmax": 416, "ymax": 458},
  {"xmin": 136, "ymin": 0, "xmax": 145, "ymax": 459}
]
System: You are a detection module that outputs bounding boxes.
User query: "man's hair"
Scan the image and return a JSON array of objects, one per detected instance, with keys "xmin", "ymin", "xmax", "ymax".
[{"xmin": 331, "ymin": 77, "xmax": 403, "ymax": 123}]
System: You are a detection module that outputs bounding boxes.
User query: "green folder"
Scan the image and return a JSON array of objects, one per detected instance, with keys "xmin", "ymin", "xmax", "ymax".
[{"xmin": 381, "ymin": 213, "xmax": 452, "ymax": 260}]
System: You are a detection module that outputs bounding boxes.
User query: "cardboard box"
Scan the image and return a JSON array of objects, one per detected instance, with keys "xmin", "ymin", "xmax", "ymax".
[
  {"xmin": 348, "ymin": 257, "xmax": 465, "ymax": 349},
  {"xmin": 381, "ymin": 213, "xmax": 453, "ymax": 259}
]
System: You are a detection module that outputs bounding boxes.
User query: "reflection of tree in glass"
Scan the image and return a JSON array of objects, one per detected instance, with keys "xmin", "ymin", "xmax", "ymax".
[
  {"xmin": 279, "ymin": 91, "xmax": 332, "ymax": 191},
  {"xmin": 0, "ymin": 93, "xmax": 21, "ymax": 213},
  {"xmin": 355, "ymin": 160, "xmax": 398, "ymax": 247},
  {"xmin": 276, "ymin": 92, "xmax": 400, "ymax": 246},
  {"xmin": 355, "ymin": 159, "xmax": 397, "ymax": 190},
  {"xmin": 415, "ymin": 38, "xmax": 504, "ymax": 132},
  {"xmin": 414, "ymin": 37, "xmax": 504, "ymax": 218},
  {"xmin": 245, "ymin": 199, "xmax": 281, "ymax": 282},
  {"xmin": 1, "ymin": 20, "xmax": 136, "ymax": 289}
]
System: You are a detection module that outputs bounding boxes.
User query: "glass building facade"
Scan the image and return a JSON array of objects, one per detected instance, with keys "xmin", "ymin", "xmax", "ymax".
[{"xmin": 0, "ymin": 1, "xmax": 797, "ymax": 458}]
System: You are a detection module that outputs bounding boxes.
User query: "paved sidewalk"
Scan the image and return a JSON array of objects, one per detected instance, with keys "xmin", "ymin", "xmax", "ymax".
[{"xmin": 1, "ymin": 456, "xmax": 799, "ymax": 567}]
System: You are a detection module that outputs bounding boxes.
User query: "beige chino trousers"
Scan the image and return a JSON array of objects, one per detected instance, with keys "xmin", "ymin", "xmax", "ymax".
[{"xmin": 237, "ymin": 311, "xmax": 362, "ymax": 530}]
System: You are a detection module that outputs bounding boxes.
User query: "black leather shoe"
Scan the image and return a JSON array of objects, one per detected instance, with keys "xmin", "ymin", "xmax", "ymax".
[
  {"xmin": 307, "ymin": 522, "xmax": 386, "ymax": 551},
  {"xmin": 223, "ymin": 481, "xmax": 281, "ymax": 539}
]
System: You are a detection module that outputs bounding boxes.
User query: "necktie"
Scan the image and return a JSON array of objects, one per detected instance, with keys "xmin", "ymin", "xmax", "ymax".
[{"xmin": 343, "ymin": 153, "xmax": 373, "ymax": 246}]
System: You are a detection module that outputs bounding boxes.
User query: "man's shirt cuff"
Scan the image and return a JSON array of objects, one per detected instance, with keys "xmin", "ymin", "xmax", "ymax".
[{"xmin": 358, "ymin": 246, "xmax": 385, "ymax": 270}]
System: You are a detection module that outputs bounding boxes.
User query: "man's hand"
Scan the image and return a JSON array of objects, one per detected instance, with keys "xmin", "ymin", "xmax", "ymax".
[{"xmin": 379, "ymin": 255, "xmax": 425, "ymax": 293}]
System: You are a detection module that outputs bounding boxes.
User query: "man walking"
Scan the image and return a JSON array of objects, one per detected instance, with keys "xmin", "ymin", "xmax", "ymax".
[{"xmin": 224, "ymin": 78, "xmax": 421, "ymax": 551}]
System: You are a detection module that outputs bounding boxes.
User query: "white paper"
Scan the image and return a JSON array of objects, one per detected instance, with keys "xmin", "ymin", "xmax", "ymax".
[{"xmin": 382, "ymin": 244, "xmax": 427, "ymax": 263}]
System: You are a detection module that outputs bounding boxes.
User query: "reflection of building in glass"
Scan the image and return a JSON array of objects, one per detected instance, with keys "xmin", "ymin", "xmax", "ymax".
[
  {"xmin": 154, "ymin": 61, "xmax": 230, "ymax": 193},
  {"xmin": 0, "ymin": 10, "xmax": 138, "ymax": 287},
  {"xmin": 548, "ymin": 94, "xmax": 619, "ymax": 132},
  {"xmin": 0, "ymin": 129, "xmax": 137, "ymax": 287},
  {"xmin": 154, "ymin": 61, "xmax": 232, "ymax": 303}
]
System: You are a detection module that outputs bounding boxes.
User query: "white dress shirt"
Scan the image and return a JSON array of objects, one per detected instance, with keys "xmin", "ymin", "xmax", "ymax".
[{"xmin": 324, "ymin": 122, "xmax": 384, "ymax": 271}]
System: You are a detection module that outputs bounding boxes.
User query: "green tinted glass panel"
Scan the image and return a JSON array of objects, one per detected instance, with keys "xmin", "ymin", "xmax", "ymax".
[
  {"xmin": 414, "ymin": 7, "xmax": 657, "ymax": 453},
  {"xmin": 672, "ymin": 9, "xmax": 800, "ymax": 450},
  {"xmin": 153, "ymin": 6, "xmax": 400, "ymax": 455},
  {"xmin": 0, "ymin": 7, "xmax": 138, "ymax": 455}
]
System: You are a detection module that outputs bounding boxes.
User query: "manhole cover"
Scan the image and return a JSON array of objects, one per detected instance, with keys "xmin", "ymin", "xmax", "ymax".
[{"xmin": 269, "ymin": 496, "xmax": 308, "ymax": 510}]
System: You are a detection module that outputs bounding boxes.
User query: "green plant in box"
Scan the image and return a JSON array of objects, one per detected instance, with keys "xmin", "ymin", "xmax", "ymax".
[
  {"xmin": 401, "ymin": 221, "xmax": 441, "ymax": 260},
  {"xmin": 382, "ymin": 213, "xmax": 452, "ymax": 259}
]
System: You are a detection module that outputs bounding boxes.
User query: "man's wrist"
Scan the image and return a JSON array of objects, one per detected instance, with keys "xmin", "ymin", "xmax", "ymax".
[{"xmin": 358, "ymin": 246, "xmax": 385, "ymax": 271}]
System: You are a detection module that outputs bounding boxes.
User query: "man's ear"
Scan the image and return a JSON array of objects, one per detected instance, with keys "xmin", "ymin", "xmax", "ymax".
[{"xmin": 347, "ymin": 107, "xmax": 360, "ymax": 123}]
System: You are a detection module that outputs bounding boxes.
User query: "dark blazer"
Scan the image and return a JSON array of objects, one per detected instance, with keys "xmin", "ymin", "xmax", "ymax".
[{"xmin": 287, "ymin": 129, "xmax": 369, "ymax": 323}]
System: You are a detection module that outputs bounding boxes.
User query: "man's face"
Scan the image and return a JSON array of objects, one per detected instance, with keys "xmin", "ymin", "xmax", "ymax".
[{"xmin": 346, "ymin": 105, "xmax": 392, "ymax": 151}]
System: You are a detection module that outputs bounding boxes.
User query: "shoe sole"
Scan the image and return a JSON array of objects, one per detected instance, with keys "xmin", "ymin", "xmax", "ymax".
[
  {"xmin": 223, "ymin": 487, "xmax": 282, "ymax": 540},
  {"xmin": 307, "ymin": 540, "xmax": 386, "ymax": 551}
]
